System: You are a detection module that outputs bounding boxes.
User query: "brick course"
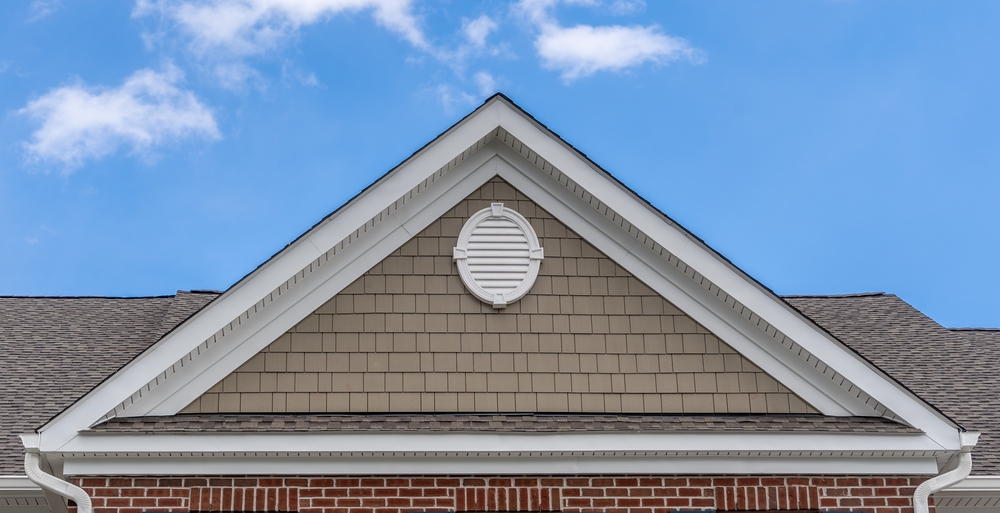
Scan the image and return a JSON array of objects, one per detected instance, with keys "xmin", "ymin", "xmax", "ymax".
[{"xmin": 68, "ymin": 475, "xmax": 931, "ymax": 513}]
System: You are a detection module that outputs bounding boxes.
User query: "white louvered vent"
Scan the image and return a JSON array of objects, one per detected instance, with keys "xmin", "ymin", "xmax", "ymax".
[{"xmin": 454, "ymin": 203, "xmax": 543, "ymax": 308}]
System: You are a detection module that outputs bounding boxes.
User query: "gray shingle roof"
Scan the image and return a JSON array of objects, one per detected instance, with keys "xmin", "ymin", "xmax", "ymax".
[
  {"xmin": 0, "ymin": 291, "xmax": 218, "ymax": 474},
  {"xmin": 785, "ymin": 293, "xmax": 1000, "ymax": 475},
  {"xmin": 87, "ymin": 413, "xmax": 920, "ymax": 434}
]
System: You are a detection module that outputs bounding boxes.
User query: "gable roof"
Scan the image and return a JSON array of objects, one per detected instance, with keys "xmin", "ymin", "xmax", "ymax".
[
  {"xmin": 9, "ymin": 94, "xmax": 973, "ymax": 475},
  {"xmin": 787, "ymin": 293, "xmax": 1000, "ymax": 475},
  {"xmin": 0, "ymin": 293, "xmax": 985, "ymax": 474},
  {"xmin": 0, "ymin": 291, "xmax": 218, "ymax": 474}
]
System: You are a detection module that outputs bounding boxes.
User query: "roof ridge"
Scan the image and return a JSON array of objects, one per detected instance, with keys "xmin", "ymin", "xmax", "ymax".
[
  {"xmin": 950, "ymin": 327, "xmax": 1000, "ymax": 332},
  {"xmin": 781, "ymin": 292, "xmax": 887, "ymax": 298}
]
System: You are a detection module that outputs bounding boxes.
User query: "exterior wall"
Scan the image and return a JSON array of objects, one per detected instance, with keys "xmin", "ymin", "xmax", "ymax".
[
  {"xmin": 182, "ymin": 178, "xmax": 815, "ymax": 415},
  {"xmin": 68, "ymin": 475, "xmax": 931, "ymax": 513}
]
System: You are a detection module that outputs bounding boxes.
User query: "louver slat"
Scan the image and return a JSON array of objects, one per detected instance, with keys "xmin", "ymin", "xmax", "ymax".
[{"xmin": 454, "ymin": 203, "xmax": 544, "ymax": 308}]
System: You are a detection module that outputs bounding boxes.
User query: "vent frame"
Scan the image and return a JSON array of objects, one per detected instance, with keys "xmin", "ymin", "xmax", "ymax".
[{"xmin": 453, "ymin": 202, "xmax": 544, "ymax": 308}]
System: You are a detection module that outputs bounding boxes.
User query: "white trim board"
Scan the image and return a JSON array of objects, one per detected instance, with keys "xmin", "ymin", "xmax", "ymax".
[
  {"xmin": 59, "ymin": 430, "xmax": 946, "ymax": 455},
  {"xmin": 63, "ymin": 455, "xmax": 939, "ymax": 477},
  {"xmin": 33, "ymin": 95, "xmax": 964, "ymax": 464},
  {"xmin": 944, "ymin": 476, "xmax": 1000, "ymax": 493},
  {"xmin": 56, "ymin": 430, "xmax": 946, "ymax": 476},
  {"xmin": 0, "ymin": 477, "xmax": 42, "ymax": 496}
]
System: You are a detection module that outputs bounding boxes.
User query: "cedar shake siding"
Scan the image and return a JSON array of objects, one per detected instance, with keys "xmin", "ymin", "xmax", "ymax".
[{"xmin": 181, "ymin": 178, "xmax": 816, "ymax": 415}]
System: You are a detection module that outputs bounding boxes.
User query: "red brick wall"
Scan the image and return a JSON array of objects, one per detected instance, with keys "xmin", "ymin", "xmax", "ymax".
[{"xmin": 69, "ymin": 475, "xmax": 931, "ymax": 513}]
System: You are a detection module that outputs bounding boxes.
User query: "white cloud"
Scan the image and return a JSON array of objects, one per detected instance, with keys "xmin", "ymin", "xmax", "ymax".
[
  {"xmin": 19, "ymin": 64, "xmax": 220, "ymax": 171},
  {"xmin": 537, "ymin": 24, "xmax": 698, "ymax": 81},
  {"xmin": 135, "ymin": 0, "xmax": 429, "ymax": 57},
  {"xmin": 515, "ymin": 0, "xmax": 701, "ymax": 82},
  {"xmin": 462, "ymin": 15, "xmax": 497, "ymax": 49},
  {"xmin": 473, "ymin": 71, "xmax": 496, "ymax": 97}
]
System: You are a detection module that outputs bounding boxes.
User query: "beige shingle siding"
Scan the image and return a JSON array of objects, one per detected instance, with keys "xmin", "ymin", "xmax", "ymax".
[{"xmin": 182, "ymin": 178, "xmax": 816, "ymax": 415}]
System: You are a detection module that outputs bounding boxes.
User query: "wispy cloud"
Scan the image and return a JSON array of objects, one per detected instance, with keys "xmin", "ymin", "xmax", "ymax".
[
  {"xmin": 608, "ymin": 0, "xmax": 644, "ymax": 15},
  {"xmin": 19, "ymin": 64, "xmax": 219, "ymax": 171},
  {"xmin": 434, "ymin": 13, "xmax": 506, "ymax": 75},
  {"xmin": 27, "ymin": 0, "xmax": 62, "ymax": 22},
  {"xmin": 516, "ymin": 0, "xmax": 701, "ymax": 82},
  {"xmin": 462, "ymin": 15, "xmax": 498, "ymax": 49},
  {"xmin": 281, "ymin": 61, "xmax": 320, "ymax": 87},
  {"xmin": 473, "ymin": 71, "xmax": 496, "ymax": 97},
  {"xmin": 135, "ymin": 0, "xmax": 429, "ymax": 57},
  {"xmin": 213, "ymin": 61, "xmax": 268, "ymax": 91},
  {"xmin": 434, "ymin": 84, "xmax": 477, "ymax": 113}
]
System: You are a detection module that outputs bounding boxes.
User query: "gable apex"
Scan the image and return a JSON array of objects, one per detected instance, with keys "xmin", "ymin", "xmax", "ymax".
[{"xmin": 33, "ymin": 94, "xmax": 964, "ymax": 458}]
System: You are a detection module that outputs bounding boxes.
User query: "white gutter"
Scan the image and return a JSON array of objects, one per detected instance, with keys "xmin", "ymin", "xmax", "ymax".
[
  {"xmin": 914, "ymin": 431, "xmax": 980, "ymax": 513},
  {"xmin": 20, "ymin": 435, "xmax": 92, "ymax": 513}
]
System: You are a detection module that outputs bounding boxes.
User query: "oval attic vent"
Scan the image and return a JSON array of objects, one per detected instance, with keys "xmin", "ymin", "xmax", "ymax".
[{"xmin": 453, "ymin": 203, "xmax": 544, "ymax": 308}]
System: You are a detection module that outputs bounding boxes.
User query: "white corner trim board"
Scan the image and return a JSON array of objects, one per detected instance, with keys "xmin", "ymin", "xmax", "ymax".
[{"xmin": 453, "ymin": 202, "xmax": 543, "ymax": 308}]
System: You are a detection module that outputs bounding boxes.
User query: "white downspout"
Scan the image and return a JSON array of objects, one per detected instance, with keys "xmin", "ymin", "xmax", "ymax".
[
  {"xmin": 20, "ymin": 435, "xmax": 92, "ymax": 513},
  {"xmin": 914, "ymin": 431, "xmax": 981, "ymax": 513}
]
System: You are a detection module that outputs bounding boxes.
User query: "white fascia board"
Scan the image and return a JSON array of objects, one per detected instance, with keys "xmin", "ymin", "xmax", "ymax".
[
  {"xmin": 491, "ymin": 101, "xmax": 961, "ymax": 449},
  {"xmin": 35, "ymin": 102, "xmax": 509, "ymax": 450},
  {"xmin": 0, "ymin": 478, "xmax": 41, "ymax": 494},
  {"xmin": 63, "ymin": 454, "xmax": 939, "ymax": 477},
  {"xmin": 58, "ymin": 430, "xmax": 946, "ymax": 456},
  {"xmin": 940, "ymin": 477, "xmax": 1000, "ymax": 494},
  {"xmin": 493, "ymin": 150, "xmax": 864, "ymax": 418},
  {"xmin": 139, "ymin": 152, "xmax": 504, "ymax": 417}
]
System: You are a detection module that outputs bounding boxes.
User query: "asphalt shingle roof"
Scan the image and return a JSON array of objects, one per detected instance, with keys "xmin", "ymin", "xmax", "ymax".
[
  {"xmin": 0, "ymin": 291, "xmax": 218, "ymax": 474},
  {"xmin": 785, "ymin": 293, "xmax": 1000, "ymax": 475},
  {"xmin": 88, "ymin": 413, "xmax": 920, "ymax": 434}
]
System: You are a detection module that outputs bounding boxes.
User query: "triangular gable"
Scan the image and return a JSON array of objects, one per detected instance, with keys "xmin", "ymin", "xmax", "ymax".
[
  {"xmin": 180, "ymin": 178, "xmax": 817, "ymax": 415},
  {"xmin": 34, "ymin": 94, "xmax": 963, "ymax": 458}
]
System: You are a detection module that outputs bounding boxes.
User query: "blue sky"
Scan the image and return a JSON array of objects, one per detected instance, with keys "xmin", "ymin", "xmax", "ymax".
[{"xmin": 1, "ymin": 1, "xmax": 998, "ymax": 328}]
